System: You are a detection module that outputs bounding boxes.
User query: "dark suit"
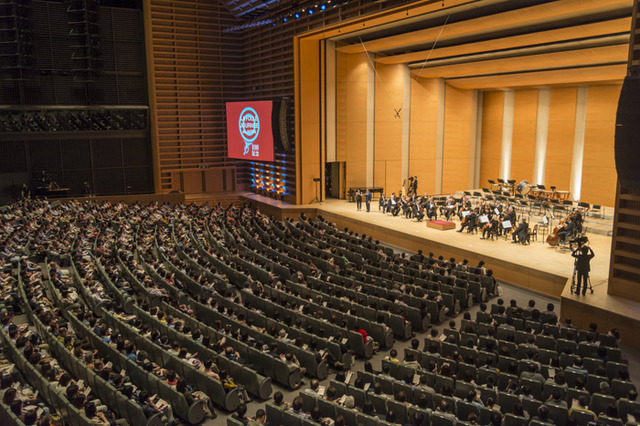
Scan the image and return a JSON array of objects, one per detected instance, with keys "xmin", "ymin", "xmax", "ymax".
[
  {"xmin": 572, "ymin": 247, "xmax": 594, "ymax": 294},
  {"xmin": 365, "ymin": 191, "xmax": 372, "ymax": 212},
  {"xmin": 512, "ymin": 221, "xmax": 529, "ymax": 243},
  {"xmin": 355, "ymin": 191, "xmax": 362, "ymax": 211}
]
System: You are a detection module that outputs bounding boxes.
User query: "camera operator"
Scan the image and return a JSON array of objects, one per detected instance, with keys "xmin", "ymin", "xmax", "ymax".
[{"xmin": 571, "ymin": 244, "xmax": 595, "ymax": 295}]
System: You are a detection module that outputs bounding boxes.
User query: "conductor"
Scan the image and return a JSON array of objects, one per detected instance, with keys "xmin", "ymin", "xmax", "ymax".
[{"xmin": 571, "ymin": 245, "xmax": 595, "ymax": 295}]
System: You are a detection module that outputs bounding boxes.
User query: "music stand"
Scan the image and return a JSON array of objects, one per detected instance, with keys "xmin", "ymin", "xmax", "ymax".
[{"xmin": 310, "ymin": 177, "xmax": 321, "ymax": 204}]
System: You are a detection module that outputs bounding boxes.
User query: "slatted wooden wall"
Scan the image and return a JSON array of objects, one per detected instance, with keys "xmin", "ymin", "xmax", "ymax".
[
  {"xmin": 144, "ymin": 0, "xmax": 411, "ymax": 196},
  {"xmin": 144, "ymin": 0, "xmax": 243, "ymax": 193}
]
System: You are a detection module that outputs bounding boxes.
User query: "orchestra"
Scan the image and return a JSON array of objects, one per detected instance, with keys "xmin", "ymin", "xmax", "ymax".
[{"xmin": 357, "ymin": 186, "xmax": 589, "ymax": 247}]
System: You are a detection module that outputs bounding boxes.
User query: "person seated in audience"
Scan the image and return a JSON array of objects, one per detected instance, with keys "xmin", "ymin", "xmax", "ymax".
[
  {"xmin": 568, "ymin": 395, "xmax": 597, "ymax": 421},
  {"xmin": 283, "ymin": 353, "xmax": 305, "ymax": 376},
  {"xmin": 607, "ymin": 328, "xmax": 621, "ymax": 346},
  {"xmin": 380, "ymin": 363, "xmax": 392, "ymax": 379},
  {"xmin": 542, "ymin": 303, "xmax": 558, "ymax": 324},
  {"xmin": 436, "ymin": 399, "xmax": 458, "ymax": 422},
  {"xmin": 545, "ymin": 388, "xmax": 568, "ymax": 409},
  {"xmin": 591, "ymin": 345, "xmax": 609, "ymax": 364},
  {"xmin": 309, "ymin": 405, "xmax": 333, "ymax": 425},
  {"xmin": 512, "ymin": 402, "xmax": 530, "ymax": 420},
  {"xmin": 303, "ymin": 378, "xmax": 322, "ymax": 398},
  {"xmin": 288, "ymin": 396, "xmax": 306, "ymax": 419},
  {"xmin": 384, "ymin": 348, "xmax": 400, "ymax": 364},
  {"xmin": 272, "ymin": 391, "xmax": 290, "ymax": 408},
  {"xmin": 403, "ymin": 351, "xmax": 420, "ymax": 369},
  {"xmin": 520, "ymin": 362, "xmax": 545, "ymax": 386},
  {"xmin": 230, "ymin": 403, "xmax": 250, "ymax": 425},
  {"xmin": 530, "ymin": 405, "xmax": 554, "ymax": 425},
  {"xmin": 464, "ymin": 389, "xmax": 483, "ymax": 407},
  {"xmin": 565, "ymin": 356, "xmax": 588, "ymax": 375}
]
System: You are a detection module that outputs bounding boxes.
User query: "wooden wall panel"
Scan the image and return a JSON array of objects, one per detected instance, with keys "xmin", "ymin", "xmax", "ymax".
[
  {"xmin": 145, "ymin": 0, "xmax": 244, "ymax": 193},
  {"xmin": 442, "ymin": 84, "xmax": 473, "ymax": 194},
  {"xmin": 510, "ymin": 89, "xmax": 538, "ymax": 185},
  {"xmin": 336, "ymin": 52, "xmax": 369, "ymax": 190},
  {"xmin": 409, "ymin": 77, "xmax": 440, "ymax": 195},
  {"xmin": 545, "ymin": 87, "xmax": 577, "ymax": 193},
  {"xmin": 298, "ymin": 38, "xmax": 322, "ymax": 203},
  {"xmin": 479, "ymin": 91, "xmax": 504, "ymax": 189},
  {"xmin": 582, "ymin": 84, "xmax": 621, "ymax": 207},
  {"xmin": 374, "ymin": 63, "xmax": 405, "ymax": 193}
]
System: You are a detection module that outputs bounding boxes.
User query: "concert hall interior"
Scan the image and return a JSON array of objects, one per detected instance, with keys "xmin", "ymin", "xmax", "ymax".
[{"xmin": 1, "ymin": 0, "xmax": 640, "ymax": 425}]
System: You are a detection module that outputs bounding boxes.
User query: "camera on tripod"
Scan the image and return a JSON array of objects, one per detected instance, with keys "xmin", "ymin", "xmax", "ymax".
[{"xmin": 569, "ymin": 236, "xmax": 589, "ymax": 251}]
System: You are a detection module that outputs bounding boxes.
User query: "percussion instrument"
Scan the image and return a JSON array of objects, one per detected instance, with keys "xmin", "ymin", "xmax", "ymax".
[{"xmin": 516, "ymin": 180, "xmax": 532, "ymax": 195}]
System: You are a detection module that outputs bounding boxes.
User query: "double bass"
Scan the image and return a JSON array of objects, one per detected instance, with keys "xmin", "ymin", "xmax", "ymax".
[{"xmin": 546, "ymin": 208, "xmax": 587, "ymax": 246}]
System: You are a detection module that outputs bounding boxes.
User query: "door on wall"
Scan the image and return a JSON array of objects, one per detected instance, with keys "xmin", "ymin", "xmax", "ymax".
[{"xmin": 325, "ymin": 162, "xmax": 345, "ymax": 199}]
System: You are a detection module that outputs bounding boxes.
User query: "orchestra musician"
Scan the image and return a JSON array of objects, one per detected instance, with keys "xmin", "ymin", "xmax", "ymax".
[
  {"xmin": 501, "ymin": 207, "xmax": 516, "ymax": 236},
  {"xmin": 557, "ymin": 216, "xmax": 576, "ymax": 242},
  {"xmin": 458, "ymin": 195, "xmax": 472, "ymax": 215},
  {"xmin": 387, "ymin": 193, "xmax": 400, "ymax": 216},
  {"xmin": 440, "ymin": 195, "xmax": 456, "ymax": 221},
  {"xmin": 457, "ymin": 208, "xmax": 479, "ymax": 233},
  {"xmin": 511, "ymin": 218, "xmax": 529, "ymax": 244},
  {"xmin": 425, "ymin": 197, "xmax": 437, "ymax": 221},
  {"xmin": 365, "ymin": 189, "xmax": 372, "ymax": 212},
  {"xmin": 481, "ymin": 215, "xmax": 499, "ymax": 239}
]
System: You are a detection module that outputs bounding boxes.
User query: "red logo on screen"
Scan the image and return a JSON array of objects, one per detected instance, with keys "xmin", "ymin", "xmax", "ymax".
[
  {"xmin": 226, "ymin": 101, "xmax": 274, "ymax": 162},
  {"xmin": 239, "ymin": 107, "xmax": 260, "ymax": 155}
]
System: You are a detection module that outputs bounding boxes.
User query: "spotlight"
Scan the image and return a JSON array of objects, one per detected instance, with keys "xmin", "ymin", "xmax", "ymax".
[
  {"xmin": 294, "ymin": 12, "xmax": 300, "ymax": 18},
  {"xmin": 283, "ymin": 17, "xmax": 287, "ymax": 22},
  {"xmin": 308, "ymin": 8, "xmax": 313, "ymax": 14},
  {"xmin": 320, "ymin": 4, "xmax": 326, "ymax": 10}
]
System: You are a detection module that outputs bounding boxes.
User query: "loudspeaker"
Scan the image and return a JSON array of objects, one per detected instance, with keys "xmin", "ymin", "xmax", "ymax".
[
  {"xmin": 272, "ymin": 100, "xmax": 291, "ymax": 153},
  {"xmin": 615, "ymin": 75, "xmax": 640, "ymax": 190}
]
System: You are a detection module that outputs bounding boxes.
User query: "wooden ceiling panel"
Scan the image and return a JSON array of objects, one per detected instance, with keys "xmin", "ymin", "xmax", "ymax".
[
  {"xmin": 409, "ymin": 44, "xmax": 629, "ymax": 79},
  {"xmin": 376, "ymin": 17, "xmax": 631, "ymax": 65},
  {"xmin": 337, "ymin": 0, "xmax": 632, "ymax": 54},
  {"xmin": 445, "ymin": 64, "xmax": 627, "ymax": 89}
]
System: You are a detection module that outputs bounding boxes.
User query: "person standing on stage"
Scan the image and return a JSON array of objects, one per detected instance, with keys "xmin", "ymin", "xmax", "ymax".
[
  {"xmin": 355, "ymin": 190, "xmax": 362, "ymax": 211},
  {"xmin": 572, "ymin": 245, "xmax": 594, "ymax": 295},
  {"xmin": 365, "ymin": 189, "xmax": 372, "ymax": 212}
]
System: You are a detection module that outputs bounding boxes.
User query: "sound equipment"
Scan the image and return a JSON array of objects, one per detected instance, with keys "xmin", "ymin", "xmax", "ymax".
[{"xmin": 273, "ymin": 100, "xmax": 291, "ymax": 153}]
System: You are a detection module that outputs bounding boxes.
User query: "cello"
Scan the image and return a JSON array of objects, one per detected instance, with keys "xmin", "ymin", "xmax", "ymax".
[
  {"xmin": 546, "ymin": 207, "xmax": 589, "ymax": 246},
  {"xmin": 546, "ymin": 210, "xmax": 576, "ymax": 246},
  {"xmin": 546, "ymin": 220, "xmax": 565, "ymax": 246}
]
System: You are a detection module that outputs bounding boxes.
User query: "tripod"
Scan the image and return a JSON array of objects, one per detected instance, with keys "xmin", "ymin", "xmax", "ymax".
[
  {"xmin": 570, "ymin": 257, "xmax": 593, "ymax": 295},
  {"xmin": 310, "ymin": 178, "xmax": 321, "ymax": 204}
]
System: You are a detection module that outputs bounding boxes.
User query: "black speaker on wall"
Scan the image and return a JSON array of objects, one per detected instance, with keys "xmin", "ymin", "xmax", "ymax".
[
  {"xmin": 272, "ymin": 99, "xmax": 291, "ymax": 153},
  {"xmin": 615, "ymin": 75, "xmax": 640, "ymax": 191}
]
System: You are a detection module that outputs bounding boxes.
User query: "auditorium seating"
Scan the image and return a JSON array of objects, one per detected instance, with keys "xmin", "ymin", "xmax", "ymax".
[{"xmin": 0, "ymin": 200, "xmax": 636, "ymax": 426}]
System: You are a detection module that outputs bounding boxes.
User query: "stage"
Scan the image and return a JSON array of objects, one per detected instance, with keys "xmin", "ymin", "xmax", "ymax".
[{"xmin": 238, "ymin": 193, "xmax": 640, "ymax": 349}]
